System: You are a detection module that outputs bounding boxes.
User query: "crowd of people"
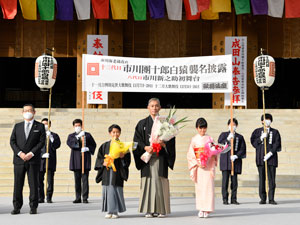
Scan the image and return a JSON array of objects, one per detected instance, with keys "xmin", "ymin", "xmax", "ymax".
[{"xmin": 9, "ymin": 98, "xmax": 281, "ymax": 218}]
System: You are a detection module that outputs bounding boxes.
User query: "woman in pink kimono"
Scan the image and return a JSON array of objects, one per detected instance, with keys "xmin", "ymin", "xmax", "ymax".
[{"xmin": 187, "ymin": 118, "xmax": 217, "ymax": 218}]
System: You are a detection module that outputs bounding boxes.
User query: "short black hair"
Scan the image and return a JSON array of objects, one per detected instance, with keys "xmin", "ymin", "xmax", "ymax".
[
  {"xmin": 73, "ymin": 119, "xmax": 82, "ymax": 126},
  {"xmin": 23, "ymin": 104, "xmax": 35, "ymax": 111},
  {"xmin": 227, "ymin": 118, "xmax": 238, "ymax": 126},
  {"xmin": 41, "ymin": 118, "xmax": 51, "ymax": 126},
  {"xmin": 261, "ymin": 113, "xmax": 273, "ymax": 122},
  {"xmin": 195, "ymin": 118, "xmax": 207, "ymax": 128},
  {"xmin": 108, "ymin": 124, "xmax": 121, "ymax": 133}
]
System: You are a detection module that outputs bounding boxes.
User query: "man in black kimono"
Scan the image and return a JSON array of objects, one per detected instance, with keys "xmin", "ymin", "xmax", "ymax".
[
  {"xmin": 133, "ymin": 98, "xmax": 176, "ymax": 218},
  {"xmin": 251, "ymin": 113, "xmax": 281, "ymax": 205},
  {"xmin": 218, "ymin": 118, "xmax": 246, "ymax": 205},
  {"xmin": 10, "ymin": 104, "xmax": 45, "ymax": 215},
  {"xmin": 67, "ymin": 119, "xmax": 96, "ymax": 204},
  {"xmin": 38, "ymin": 118, "xmax": 61, "ymax": 203}
]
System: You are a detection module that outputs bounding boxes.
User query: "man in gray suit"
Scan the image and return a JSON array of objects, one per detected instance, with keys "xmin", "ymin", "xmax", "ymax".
[{"xmin": 10, "ymin": 104, "xmax": 45, "ymax": 215}]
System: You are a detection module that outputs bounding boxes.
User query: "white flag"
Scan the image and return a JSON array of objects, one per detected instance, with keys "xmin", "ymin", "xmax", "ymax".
[
  {"xmin": 165, "ymin": 0, "xmax": 182, "ymax": 20},
  {"xmin": 267, "ymin": 0, "xmax": 284, "ymax": 18},
  {"xmin": 74, "ymin": 0, "xmax": 91, "ymax": 20}
]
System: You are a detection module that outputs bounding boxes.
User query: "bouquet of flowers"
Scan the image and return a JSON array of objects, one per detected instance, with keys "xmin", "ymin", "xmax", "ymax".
[
  {"xmin": 194, "ymin": 137, "xmax": 228, "ymax": 168},
  {"xmin": 104, "ymin": 139, "xmax": 137, "ymax": 171},
  {"xmin": 141, "ymin": 106, "xmax": 189, "ymax": 163}
]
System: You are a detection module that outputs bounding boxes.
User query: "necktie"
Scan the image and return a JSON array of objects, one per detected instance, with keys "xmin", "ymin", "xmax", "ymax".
[{"xmin": 25, "ymin": 122, "xmax": 30, "ymax": 139}]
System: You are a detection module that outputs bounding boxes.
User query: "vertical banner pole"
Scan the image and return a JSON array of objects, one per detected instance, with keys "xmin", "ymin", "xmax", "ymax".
[
  {"xmin": 44, "ymin": 88, "xmax": 52, "ymax": 197},
  {"xmin": 81, "ymin": 91, "xmax": 85, "ymax": 174},
  {"xmin": 230, "ymin": 93, "xmax": 234, "ymax": 176},
  {"xmin": 44, "ymin": 48, "xmax": 55, "ymax": 197},
  {"xmin": 262, "ymin": 88, "xmax": 269, "ymax": 197}
]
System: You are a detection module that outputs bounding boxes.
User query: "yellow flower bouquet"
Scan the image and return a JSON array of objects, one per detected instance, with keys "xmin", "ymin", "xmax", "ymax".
[{"xmin": 104, "ymin": 139, "xmax": 137, "ymax": 171}]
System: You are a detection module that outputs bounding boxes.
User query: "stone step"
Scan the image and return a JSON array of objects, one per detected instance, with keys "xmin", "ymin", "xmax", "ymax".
[
  {"xmin": 1, "ymin": 184, "xmax": 300, "ymax": 198},
  {"xmin": 1, "ymin": 108, "xmax": 300, "ymax": 197}
]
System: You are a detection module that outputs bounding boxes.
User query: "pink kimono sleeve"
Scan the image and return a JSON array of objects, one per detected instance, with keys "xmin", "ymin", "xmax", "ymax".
[{"xmin": 187, "ymin": 139, "xmax": 198, "ymax": 182}]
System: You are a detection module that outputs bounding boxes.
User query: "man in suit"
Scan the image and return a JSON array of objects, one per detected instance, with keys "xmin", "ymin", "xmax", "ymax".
[
  {"xmin": 39, "ymin": 118, "xmax": 61, "ymax": 203},
  {"xmin": 251, "ymin": 113, "xmax": 281, "ymax": 205},
  {"xmin": 67, "ymin": 119, "xmax": 96, "ymax": 204},
  {"xmin": 218, "ymin": 118, "xmax": 246, "ymax": 205},
  {"xmin": 10, "ymin": 104, "xmax": 46, "ymax": 215}
]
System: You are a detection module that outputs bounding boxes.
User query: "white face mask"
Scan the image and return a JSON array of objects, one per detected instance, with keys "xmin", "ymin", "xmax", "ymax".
[
  {"xmin": 228, "ymin": 126, "xmax": 237, "ymax": 132},
  {"xmin": 74, "ymin": 126, "xmax": 82, "ymax": 134},
  {"xmin": 44, "ymin": 125, "xmax": 49, "ymax": 131},
  {"xmin": 265, "ymin": 119, "xmax": 272, "ymax": 127},
  {"xmin": 23, "ymin": 112, "xmax": 33, "ymax": 120}
]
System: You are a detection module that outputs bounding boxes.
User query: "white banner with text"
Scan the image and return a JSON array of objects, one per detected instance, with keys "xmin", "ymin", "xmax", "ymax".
[{"xmin": 82, "ymin": 54, "xmax": 232, "ymax": 93}]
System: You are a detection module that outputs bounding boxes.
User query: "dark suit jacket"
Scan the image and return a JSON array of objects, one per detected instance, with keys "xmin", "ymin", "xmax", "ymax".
[
  {"xmin": 67, "ymin": 132, "xmax": 96, "ymax": 171},
  {"xmin": 10, "ymin": 120, "xmax": 46, "ymax": 165},
  {"xmin": 133, "ymin": 115, "xmax": 176, "ymax": 179},
  {"xmin": 94, "ymin": 141, "xmax": 131, "ymax": 187},
  {"xmin": 40, "ymin": 132, "xmax": 61, "ymax": 172},
  {"xmin": 251, "ymin": 127, "xmax": 281, "ymax": 167},
  {"xmin": 218, "ymin": 131, "xmax": 246, "ymax": 174}
]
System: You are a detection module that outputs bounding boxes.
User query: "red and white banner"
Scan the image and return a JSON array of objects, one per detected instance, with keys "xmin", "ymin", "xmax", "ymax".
[
  {"xmin": 87, "ymin": 90, "xmax": 108, "ymax": 104},
  {"xmin": 87, "ymin": 35, "xmax": 108, "ymax": 104},
  {"xmin": 224, "ymin": 36, "xmax": 247, "ymax": 107},
  {"xmin": 82, "ymin": 54, "xmax": 233, "ymax": 93}
]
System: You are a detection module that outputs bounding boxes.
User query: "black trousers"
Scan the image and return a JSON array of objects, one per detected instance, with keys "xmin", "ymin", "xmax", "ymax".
[
  {"xmin": 258, "ymin": 165, "xmax": 276, "ymax": 201},
  {"xmin": 13, "ymin": 163, "xmax": 39, "ymax": 210},
  {"xmin": 74, "ymin": 170, "xmax": 89, "ymax": 201},
  {"xmin": 222, "ymin": 170, "xmax": 238, "ymax": 202},
  {"xmin": 39, "ymin": 170, "xmax": 55, "ymax": 201}
]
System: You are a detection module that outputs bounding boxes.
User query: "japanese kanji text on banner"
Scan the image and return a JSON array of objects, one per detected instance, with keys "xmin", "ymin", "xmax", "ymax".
[
  {"xmin": 87, "ymin": 35, "xmax": 109, "ymax": 104},
  {"xmin": 87, "ymin": 35, "xmax": 108, "ymax": 56},
  {"xmin": 82, "ymin": 54, "xmax": 233, "ymax": 93},
  {"xmin": 224, "ymin": 37, "xmax": 247, "ymax": 106}
]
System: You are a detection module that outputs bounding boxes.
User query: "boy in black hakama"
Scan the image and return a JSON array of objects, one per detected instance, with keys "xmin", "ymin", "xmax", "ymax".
[{"xmin": 95, "ymin": 124, "xmax": 131, "ymax": 219}]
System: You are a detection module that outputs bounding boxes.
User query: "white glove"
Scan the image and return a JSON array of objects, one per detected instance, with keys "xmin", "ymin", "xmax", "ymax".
[
  {"xmin": 42, "ymin": 153, "xmax": 49, "ymax": 159},
  {"xmin": 260, "ymin": 132, "xmax": 268, "ymax": 141},
  {"xmin": 76, "ymin": 131, "xmax": 85, "ymax": 139},
  {"xmin": 264, "ymin": 152, "xmax": 273, "ymax": 161},
  {"xmin": 230, "ymin": 155, "xmax": 238, "ymax": 162},
  {"xmin": 81, "ymin": 147, "xmax": 89, "ymax": 153},
  {"xmin": 227, "ymin": 133, "xmax": 234, "ymax": 141},
  {"xmin": 46, "ymin": 131, "xmax": 54, "ymax": 142}
]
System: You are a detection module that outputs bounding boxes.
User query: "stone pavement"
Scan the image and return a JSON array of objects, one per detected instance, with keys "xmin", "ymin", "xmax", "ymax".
[{"xmin": 1, "ymin": 197, "xmax": 299, "ymax": 225}]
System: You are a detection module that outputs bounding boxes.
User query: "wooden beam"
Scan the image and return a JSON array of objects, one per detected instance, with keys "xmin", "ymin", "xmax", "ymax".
[
  {"xmin": 97, "ymin": 20, "xmax": 124, "ymax": 108},
  {"xmin": 76, "ymin": 19, "xmax": 96, "ymax": 108},
  {"xmin": 238, "ymin": 14, "xmax": 258, "ymax": 109},
  {"xmin": 212, "ymin": 13, "xmax": 235, "ymax": 109}
]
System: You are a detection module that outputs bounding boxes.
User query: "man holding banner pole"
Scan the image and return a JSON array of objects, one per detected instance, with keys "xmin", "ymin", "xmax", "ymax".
[
  {"xmin": 39, "ymin": 118, "xmax": 61, "ymax": 203},
  {"xmin": 67, "ymin": 119, "xmax": 96, "ymax": 204},
  {"xmin": 218, "ymin": 118, "xmax": 246, "ymax": 205},
  {"xmin": 251, "ymin": 114, "xmax": 281, "ymax": 205}
]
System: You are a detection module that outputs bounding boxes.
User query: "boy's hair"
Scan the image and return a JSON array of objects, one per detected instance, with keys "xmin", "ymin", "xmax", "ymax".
[
  {"xmin": 195, "ymin": 118, "xmax": 207, "ymax": 128},
  {"xmin": 227, "ymin": 118, "xmax": 238, "ymax": 126},
  {"xmin": 41, "ymin": 118, "xmax": 51, "ymax": 126},
  {"xmin": 261, "ymin": 113, "xmax": 273, "ymax": 122},
  {"xmin": 72, "ymin": 119, "xmax": 82, "ymax": 126},
  {"xmin": 108, "ymin": 124, "xmax": 121, "ymax": 133}
]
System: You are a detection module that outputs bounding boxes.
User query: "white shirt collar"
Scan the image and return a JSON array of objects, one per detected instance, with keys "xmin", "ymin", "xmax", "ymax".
[{"xmin": 24, "ymin": 119, "xmax": 34, "ymax": 125}]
